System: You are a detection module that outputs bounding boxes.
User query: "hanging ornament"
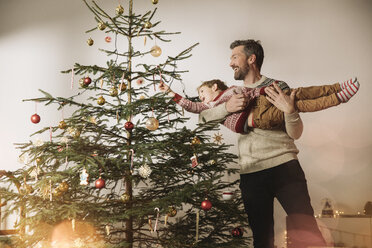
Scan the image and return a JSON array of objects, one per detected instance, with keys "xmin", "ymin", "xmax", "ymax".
[
  {"xmin": 231, "ymin": 227, "xmax": 243, "ymax": 238},
  {"xmin": 190, "ymin": 154, "xmax": 198, "ymax": 168},
  {"xmin": 138, "ymin": 164, "xmax": 152, "ymax": 178},
  {"xmin": 152, "ymin": 0, "xmax": 159, "ymax": 4},
  {"xmin": 87, "ymin": 38, "xmax": 94, "ymax": 46},
  {"xmin": 144, "ymin": 21, "xmax": 152, "ymax": 29},
  {"xmin": 150, "ymin": 45, "xmax": 162, "ymax": 57},
  {"xmin": 109, "ymin": 87, "xmax": 118, "ymax": 97},
  {"xmin": 59, "ymin": 181, "xmax": 69, "ymax": 193},
  {"xmin": 148, "ymin": 217, "xmax": 154, "ymax": 233},
  {"xmin": 72, "ymin": 219, "xmax": 76, "ymax": 232},
  {"xmin": 105, "ymin": 225, "xmax": 110, "ymax": 236},
  {"xmin": 59, "ymin": 120, "xmax": 67, "ymax": 129},
  {"xmin": 121, "ymin": 192, "xmax": 130, "ymax": 203},
  {"xmin": 32, "ymin": 137, "xmax": 45, "ymax": 147},
  {"xmin": 145, "ymin": 117, "xmax": 159, "ymax": 131},
  {"xmin": 79, "ymin": 78, "xmax": 87, "ymax": 88},
  {"xmin": 124, "ymin": 121, "xmax": 134, "ymax": 131},
  {"xmin": 105, "ymin": 36, "xmax": 112, "ymax": 43},
  {"xmin": 31, "ymin": 113, "xmax": 41, "ymax": 124},
  {"xmin": 196, "ymin": 210, "xmax": 200, "ymax": 242},
  {"xmin": 97, "ymin": 22, "xmax": 106, "ymax": 31},
  {"xmin": 191, "ymin": 136, "xmax": 201, "ymax": 145},
  {"xmin": 53, "ymin": 181, "xmax": 69, "ymax": 197},
  {"xmin": 116, "ymin": 4, "xmax": 124, "ymax": 15},
  {"xmin": 80, "ymin": 168, "xmax": 89, "ymax": 185},
  {"xmin": 136, "ymin": 78, "xmax": 144, "ymax": 85},
  {"xmin": 120, "ymin": 82, "xmax": 127, "ymax": 91},
  {"xmin": 67, "ymin": 127, "xmax": 80, "ymax": 138},
  {"xmin": 167, "ymin": 206, "xmax": 177, "ymax": 217},
  {"xmin": 139, "ymin": 95, "xmax": 145, "ymax": 100},
  {"xmin": 95, "ymin": 177, "xmax": 105, "ymax": 189},
  {"xmin": 208, "ymin": 159, "xmax": 216, "ymax": 165},
  {"xmin": 83, "ymin": 76, "xmax": 92, "ymax": 86},
  {"xmin": 97, "ymin": 96, "xmax": 106, "ymax": 105},
  {"xmin": 201, "ymin": 198, "xmax": 212, "ymax": 211},
  {"xmin": 222, "ymin": 191, "xmax": 234, "ymax": 201},
  {"xmin": 213, "ymin": 132, "xmax": 224, "ymax": 145},
  {"xmin": 154, "ymin": 208, "xmax": 160, "ymax": 232}
]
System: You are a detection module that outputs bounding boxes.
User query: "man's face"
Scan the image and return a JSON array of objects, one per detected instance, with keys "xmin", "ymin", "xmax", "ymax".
[{"xmin": 230, "ymin": 45, "xmax": 249, "ymax": 80}]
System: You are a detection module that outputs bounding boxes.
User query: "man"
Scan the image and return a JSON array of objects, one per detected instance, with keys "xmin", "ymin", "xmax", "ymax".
[{"xmin": 199, "ymin": 40, "xmax": 326, "ymax": 248}]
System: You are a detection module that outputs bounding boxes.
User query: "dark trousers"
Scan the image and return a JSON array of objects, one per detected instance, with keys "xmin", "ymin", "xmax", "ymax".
[{"xmin": 239, "ymin": 159, "xmax": 326, "ymax": 248}]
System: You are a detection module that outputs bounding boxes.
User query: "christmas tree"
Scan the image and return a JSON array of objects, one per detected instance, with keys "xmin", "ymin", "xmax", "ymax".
[{"xmin": 0, "ymin": 1, "xmax": 250, "ymax": 247}]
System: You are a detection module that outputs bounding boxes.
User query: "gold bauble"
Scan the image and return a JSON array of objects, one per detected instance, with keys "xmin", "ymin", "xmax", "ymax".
[
  {"xmin": 167, "ymin": 206, "xmax": 177, "ymax": 217},
  {"xmin": 139, "ymin": 95, "xmax": 145, "ymax": 100},
  {"xmin": 97, "ymin": 96, "xmax": 106, "ymax": 105},
  {"xmin": 79, "ymin": 78, "xmax": 87, "ymax": 88},
  {"xmin": 87, "ymin": 38, "xmax": 94, "ymax": 46},
  {"xmin": 120, "ymin": 83, "xmax": 127, "ymax": 91},
  {"xmin": 116, "ymin": 4, "xmax": 124, "ymax": 15},
  {"xmin": 59, "ymin": 181, "xmax": 69, "ymax": 193},
  {"xmin": 121, "ymin": 192, "xmax": 130, "ymax": 203},
  {"xmin": 144, "ymin": 21, "xmax": 152, "ymax": 29},
  {"xmin": 59, "ymin": 120, "xmax": 67, "ymax": 129},
  {"xmin": 98, "ymin": 22, "xmax": 106, "ymax": 31},
  {"xmin": 150, "ymin": 45, "xmax": 162, "ymax": 57},
  {"xmin": 145, "ymin": 117, "xmax": 159, "ymax": 131},
  {"xmin": 152, "ymin": 0, "xmax": 159, "ymax": 4},
  {"xmin": 53, "ymin": 189, "xmax": 63, "ymax": 198},
  {"xmin": 109, "ymin": 87, "xmax": 118, "ymax": 97},
  {"xmin": 73, "ymin": 129, "xmax": 81, "ymax": 138},
  {"xmin": 191, "ymin": 136, "xmax": 201, "ymax": 145}
]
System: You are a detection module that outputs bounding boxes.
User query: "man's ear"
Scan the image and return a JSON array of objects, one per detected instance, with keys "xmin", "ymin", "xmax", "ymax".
[
  {"xmin": 247, "ymin": 54, "xmax": 256, "ymax": 66},
  {"xmin": 212, "ymin": 83, "xmax": 218, "ymax": 92}
]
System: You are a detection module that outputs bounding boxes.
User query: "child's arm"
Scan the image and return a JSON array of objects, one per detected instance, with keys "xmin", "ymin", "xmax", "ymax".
[{"xmin": 158, "ymin": 81, "xmax": 210, "ymax": 114}]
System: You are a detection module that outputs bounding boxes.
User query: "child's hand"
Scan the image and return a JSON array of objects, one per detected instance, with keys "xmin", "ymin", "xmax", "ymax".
[
  {"xmin": 159, "ymin": 81, "xmax": 175, "ymax": 97},
  {"xmin": 158, "ymin": 81, "xmax": 169, "ymax": 92}
]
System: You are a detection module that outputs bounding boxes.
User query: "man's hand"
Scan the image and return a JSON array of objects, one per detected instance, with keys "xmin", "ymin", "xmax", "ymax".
[
  {"xmin": 265, "ymin": 83, "xmax": 296, "ymax": 114},
  {"xmin": 225, "ymin": 91, "xmax": 248, "ymax": 113}
]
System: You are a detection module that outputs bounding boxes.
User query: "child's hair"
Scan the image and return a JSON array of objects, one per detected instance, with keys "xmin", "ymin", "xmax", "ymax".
[{"xmin": 197, "ymin": 79, "xmax": 228, "ymax": 91}]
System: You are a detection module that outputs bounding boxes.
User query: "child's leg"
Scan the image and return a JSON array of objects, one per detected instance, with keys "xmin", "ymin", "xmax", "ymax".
[
  {"xmin": 294, "ymin": 83, "xmax": 341, "ymax": 100},
  {"xmin": 251, "ymin": 95, "xmax": 285, "ymax": 130},
  {"xmin": 339, "ymin": 77, "xmax": 358, "ymax": 90},
  {"xmin": 295, "ymin": 94, "xmax": 340, "ymax": 112},
  {"xmin": 336, "ymin": 77, "xmax": 360, "ymax": 103}
]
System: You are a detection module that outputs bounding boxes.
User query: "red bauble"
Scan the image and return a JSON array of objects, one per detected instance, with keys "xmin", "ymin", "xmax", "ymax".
[
  {"xmin": 31, "ymin": 113, "xmax": 41, "ymax": 124},
  {"xmin": 95, "ymin": 177, "xmax": 105, "ymax": 189},
  {"xmin": 201, "ymin": 199, "xmax": 212, "ymax": 211},
  {"xmin": 124, "ymin": 121, "xmax": 134, "ymax": 131},
  {"xmin": 231, "ymin": 227, "xmax": 243, "ymax": 238},
  {"xmin": 105, "ymin": 36, "xmax": 112, "ymax": 43},
  {"xmin": 83, "ymin": 77, "xmax": 92, "ymax": 86}
]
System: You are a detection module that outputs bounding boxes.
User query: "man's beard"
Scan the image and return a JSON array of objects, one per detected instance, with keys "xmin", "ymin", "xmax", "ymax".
[{"xmin": 233, "ymin": 66, "xmax": 249, "ymax": 80}]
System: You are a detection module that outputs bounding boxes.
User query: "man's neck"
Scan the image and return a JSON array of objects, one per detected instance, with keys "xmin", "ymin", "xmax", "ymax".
[{"xmin": 243, "ymin": 70, "xmax": 261, "ymax": 86}]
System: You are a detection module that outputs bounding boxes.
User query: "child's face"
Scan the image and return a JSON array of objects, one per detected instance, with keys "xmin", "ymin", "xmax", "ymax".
[{"xmin": 198, "ymin": 85, "xmax": 220, "ymax": 104}]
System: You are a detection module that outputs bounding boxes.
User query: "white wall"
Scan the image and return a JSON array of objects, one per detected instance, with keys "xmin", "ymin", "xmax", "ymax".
[{"xmin": 1, "ymin": 0, "xmax": 371, "ymax": 247}]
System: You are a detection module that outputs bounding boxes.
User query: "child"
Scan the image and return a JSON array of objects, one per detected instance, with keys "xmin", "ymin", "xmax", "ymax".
[{"xmin": 159, "ymin": 78, "xmax": 359, "ymax": 133}]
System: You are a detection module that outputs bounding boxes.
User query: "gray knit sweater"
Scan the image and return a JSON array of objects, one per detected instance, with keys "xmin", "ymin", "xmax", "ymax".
[{"xmin": 199, "ymin": 76, "xmax": 303, "ymax": 174}]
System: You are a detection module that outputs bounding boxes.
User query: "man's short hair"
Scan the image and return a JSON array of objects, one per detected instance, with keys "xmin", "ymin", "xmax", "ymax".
[{"xmin": 230, "ymin": 39, "xmax": 264, "ymax": 70}]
